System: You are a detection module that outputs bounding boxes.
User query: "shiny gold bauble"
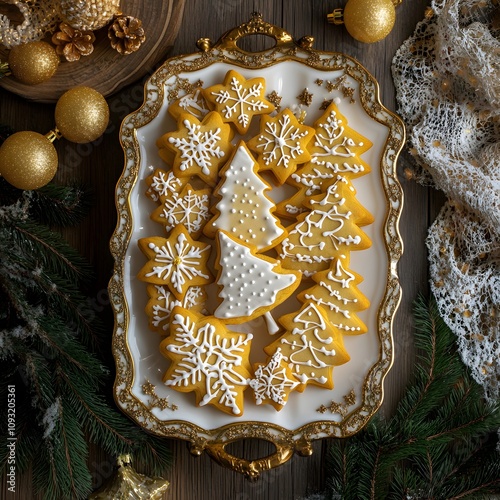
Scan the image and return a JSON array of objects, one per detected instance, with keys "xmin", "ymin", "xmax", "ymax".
[
  {"xmin": 0, "ymin": 131, "xmax": 58, "ymax": 190},
  {"xmin": 58, "ymin": 0, "xmax": 120, "ymax": 31},
  {"xmin": 344, "ymin": 0, "xmax": 396, "ymax": 43},
  {"xmin": 55, "ymin": 87, "xmax": 110, "ymax": 143},
  {"xmin": 8, "ymin": 41, "xmax": 60, "ymax": 85}
]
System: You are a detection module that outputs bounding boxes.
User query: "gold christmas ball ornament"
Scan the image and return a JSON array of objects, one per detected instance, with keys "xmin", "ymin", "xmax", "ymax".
[
  {"xmin": 328, "ymin": 0, "xmax": 397, "ymax": 43},
  {"xmin": 0, "ymin": 131, "xmax": 58, "ymax": 190},
  {"xmin": 8, "ymin": 41, "xmax": 60, "ymax": 85},
  {"xmin": 55, "ymin": 86, "xmax": 109, "ymax": 143},
  {"xmin": 58, "ymin": 0, "xmax": 121, "ymax": 31}
]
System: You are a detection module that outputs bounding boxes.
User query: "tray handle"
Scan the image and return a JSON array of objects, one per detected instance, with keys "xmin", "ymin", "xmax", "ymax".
[
  {"xmin": 197, "ymin": 12, "xmax": 314, "ymax": 52},
  {"xmin": 204, "ymin": 438, "xmax": 296, "ymax": 481}
]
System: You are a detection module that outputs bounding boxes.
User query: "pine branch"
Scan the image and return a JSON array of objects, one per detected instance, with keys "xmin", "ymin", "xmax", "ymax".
[
  {"xmin": 30, "ymin": 184, "xmax": 91, "ymax": 227},
  {"xmin": 323, "ymin": 296, "xmax": 500, "ymax": 498}
]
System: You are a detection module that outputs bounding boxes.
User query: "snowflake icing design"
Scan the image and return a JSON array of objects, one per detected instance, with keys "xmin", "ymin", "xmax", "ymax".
[
  {"xmin": 143, "ymin": 230, "xmax": 211, "ymax": 296},
  {"xmin": 168, "ymin": 120, "xmax": 225, "ymax": 176},
  {"xmin": 256, "ymin": 113, "xmax": 310, "ymax": 168},
  {"xmin": 150, "ymin": 285, "xmax": 205, "ymax": 331},
  {"xmin": 157, "ymin": 187, "xmax": 210, "ymax": 235},
  {"xmin": 147, "ymin": 170, "xmax": 182, "ymax": 202},
  {"xmin": 165, "ymin": 312, "xmax": 253, "ymax": 415},
  {"xmin": 212, "ymin": 76, "xmax": 269, "ymax": 130},
  {"xmin": 249, "ymin": 348, "xmax": 299, "ymax": 407}
]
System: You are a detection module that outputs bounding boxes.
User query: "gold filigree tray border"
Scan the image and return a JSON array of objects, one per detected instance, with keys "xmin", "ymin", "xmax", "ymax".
[{"xmin": 109, "ymin": 14, "xmax": 405, "ymax": 478}]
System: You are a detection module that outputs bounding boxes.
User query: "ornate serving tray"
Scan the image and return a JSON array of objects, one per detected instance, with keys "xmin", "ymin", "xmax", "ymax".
[{"xmin": 110, "ymin": 14, "xmax": 404, "ymax": 478}]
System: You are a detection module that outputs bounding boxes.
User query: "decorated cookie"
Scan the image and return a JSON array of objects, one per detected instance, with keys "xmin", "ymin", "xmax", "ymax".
[
  {"xmin": 294, "ymin": 102, "xmax": 372, "ymax": 190},
  {"xmin": 150, "ymin": 183, "xmax": 211, "ymax": 238},
  {"xmin": 160, "ymin": 307, "xmax": 253, "ymax": 416},
  {"xmin": 168, "ymin": 89, "xmax": 210, "ymax": 121},
  {"xmin": 157, "ymin": 111, "xmax": 233, "ymax": 186},
  {"xmin": 145, "ymin": 168, "xmax": 185, "ymax": 204},
  {"xmin": 203, "ymin": 70, "xmax": 275, "ymax": 135},
  {"xmin": 265, "ymin": 302, "xmax": 350, "ymax": 390},
  {"xmin": 145, "ymin": 284, "xmax": 207, "ymax": 333},
  {"xmin": 137, "ymin": 225, "xmax": 212, "ymax": 300},
  {"xmin": 278, "ymin": 176, "xmax": 374, "ymax": 274},
  {"xmin": 203, "ymin": 141, "xmax": 287, "ymax": 252},
  {"xmin": 298, "ymin": 254, "xmax": 370, "ymax": 334},
  {"xmin": 213, "ymin": 230, "xmax": 301, "ymax": 324},
  {"xmin": 249, "ymin": 348, "xmax": 300, "ymax": 411},
  {"xmin": 247, "ymin": 108, "xmax": 315, "ymax": 185}
]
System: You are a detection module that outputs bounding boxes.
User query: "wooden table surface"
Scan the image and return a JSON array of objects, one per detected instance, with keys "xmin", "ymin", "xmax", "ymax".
[{"xmin": 3, "ymin": 0, "xmax": 438, "ymax": 498}]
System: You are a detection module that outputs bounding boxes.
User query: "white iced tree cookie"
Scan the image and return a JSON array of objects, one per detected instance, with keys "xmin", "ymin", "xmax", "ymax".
[
  {"xmin": 203, "ymin": 70, "xmax": 275, "ymax": 134},
  {"xmin": 203, "ymin": 141, "xmax": 287, "ymax": 252},
  {"xmin": 160, "ymin": 307, "xmax": 253, "ymax": 416},
  {"xmin": 213, "ymin": 230, "xmax": 300, "ymax": 325}
]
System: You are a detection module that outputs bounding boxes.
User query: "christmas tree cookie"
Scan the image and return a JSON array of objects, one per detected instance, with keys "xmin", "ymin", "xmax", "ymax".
[
  {"xmin": 265, "ymin": 302, "xmax": 350, "ymax": 389},
  {"xmin": 203, "ymin": 141, "xmax": 287, "ymax": 252},
  {"xmin": 150, "ymin": 183, "xmax": 211, "ymax": 238},
  {"xmin": 137, "ymin": 224, "xmax": 212, "ymax": 300},
  {"xmin": 203, "ymin": 70, "xmax": 275, "ymax": 134},
  {"xmin": 278, "ymin": 176, "xmax": 374, "ymax": 274},
  {"xmin": 213, "ymin": 230, "xmax": 300, "ymax": 324},
  {"xmin": 298, "ymin": 254, "xmax": 370, "ymax": 334},
  {"xmin": 249, "ymin": 348, "xmax": 300, "ymax": 411},
  {"xmin": 247, "ymin": 108, "xmax": 315, "ymax": 185},
  {"xmin": 291, "ymin": 102, "xmax": 372, "ymax": 197},
  {"xmin": 145, "ymin": 284, "xmax": 207, "ymax": 334},
  {"xmin": 161, "ymin": 307, "xmax": 253, "ymax": 416},
  {"xmin": 157, "ymin": 111, "xmax": 233, "ymax": 186}
]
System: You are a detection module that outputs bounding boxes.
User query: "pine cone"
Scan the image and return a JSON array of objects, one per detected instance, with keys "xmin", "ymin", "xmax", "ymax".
[
  {"xmin": 108, "ymin": 15, "xmax": 146, "ymax": 55},
  {"xmin": 52, "ymin": 22, "xmax": 96, "ymax": 62}
]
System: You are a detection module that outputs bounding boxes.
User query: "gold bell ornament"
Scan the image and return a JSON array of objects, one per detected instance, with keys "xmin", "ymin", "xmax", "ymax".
[
  {"xmin": 327, "ymin": 0, "xmax": 402, "ymax": 43},
  {"xmin": 89, "ymin": 454, "xmax": 170, "ymax": 500},
  {"xmin": 0, "ymin": 86, "xmax": 109, "ymax": 190}
]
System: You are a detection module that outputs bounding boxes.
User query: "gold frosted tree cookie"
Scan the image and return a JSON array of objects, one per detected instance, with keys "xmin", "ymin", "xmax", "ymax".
[
  {"xmin": 265, "ymin": 302, "xmax": 350, "ymax": 390},
  {"xmin": 278, "ymin": 176, "xmax": 374, "ymax": 274},
  {"xmin": 298, "ymin": 254, "xmax": 370, "ymax": 334},
  {"xmin": 137, "ymin": 224, "xmax": 212, "ymax": 300},
  {"xmin": 203, "ymin": 141, "xmax": 287, "ymax": 252},
  {"xmin": 157, "ymin": 111, "xmax": 233, "ymax": 186},
  {"xmin": 160, "ymin": 307, "xmax": 253, "ymax": 416},
  {"xmin": 203, "ymin": 70, "xmax": 275, "ymax": 134},
  {"xmin": 249, "ymin": 348, "xmax": 300, "ymax": 411},
  {"xmin": 247, "ymin": 108, "xmax": 315, "ymax": 185},
  {"xmin": 291, "ymin": 102, "xmax": 372, "ymax": 196}
]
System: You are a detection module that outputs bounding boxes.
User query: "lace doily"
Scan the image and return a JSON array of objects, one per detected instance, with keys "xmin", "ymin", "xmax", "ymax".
[{"xmin": 392, "ymin": 0, "xmax": 500, "ymax": 400}]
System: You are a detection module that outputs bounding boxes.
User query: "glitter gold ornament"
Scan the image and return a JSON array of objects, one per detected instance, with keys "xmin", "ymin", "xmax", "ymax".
[
  {"xmin": 55, "ymin": 86, "xmax": 109, "ymax": 143},
  {"xmin": 328, "ymin": 0, "xmax": 400, "ymax": 43},
  {"xmin": 58, "ymin": 0, "xmax": 121, "ymax": 31},
  {"xmin": 8, "ymin": 41, "xmax": 60, "ymax": 85},
  {"xmin": 0, "ymin": 131, "xmax": 58, "ymax": 190},
  {"xmin": 89, "ymin": 455, "xmax": 170, "ymax": 500}
]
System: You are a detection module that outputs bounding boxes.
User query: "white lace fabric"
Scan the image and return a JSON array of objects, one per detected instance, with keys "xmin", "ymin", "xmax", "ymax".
[{"xmin": 392, "ymin": 0, "xmax": 500, "ymax": 400}]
